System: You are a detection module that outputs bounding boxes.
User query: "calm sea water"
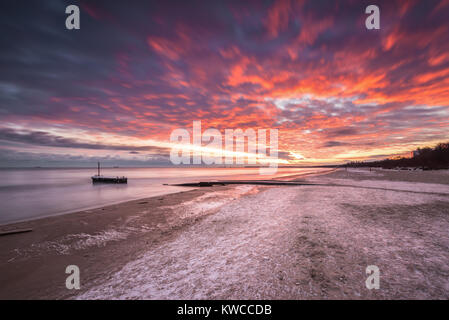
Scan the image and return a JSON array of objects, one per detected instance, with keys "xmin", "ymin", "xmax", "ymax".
[{"xmin": 0, "ymin": 167, "xmax": 323, "ymax": 224}]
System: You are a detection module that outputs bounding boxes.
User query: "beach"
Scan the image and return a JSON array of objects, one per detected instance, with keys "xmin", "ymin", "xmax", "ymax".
[{"xmin": 1, "ymin": 168, "xmax": 448, "ymax": 299}]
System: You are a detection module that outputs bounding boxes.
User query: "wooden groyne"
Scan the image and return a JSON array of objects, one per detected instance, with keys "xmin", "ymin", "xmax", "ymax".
[
  {"xmin": 0, "ymin": 228, "xmax": 33, "ymax": 237},
  {"xmin": 168, "ymin": 180, "xmax": 320, "ymax": 187}
]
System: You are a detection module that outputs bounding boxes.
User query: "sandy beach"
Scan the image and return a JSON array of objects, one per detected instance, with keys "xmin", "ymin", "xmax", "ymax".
[{"xmin": 1, "ymin": 168, "xmax": 448, "ymax": 299}]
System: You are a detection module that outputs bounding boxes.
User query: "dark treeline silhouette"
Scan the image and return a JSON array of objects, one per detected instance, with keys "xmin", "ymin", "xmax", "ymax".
[{"xmin": 343, "ymin": 142, "xmax": 449, "ymax": 170}]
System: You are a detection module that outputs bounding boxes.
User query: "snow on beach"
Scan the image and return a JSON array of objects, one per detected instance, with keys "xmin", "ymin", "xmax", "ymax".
[
  {"xmin": 160, "ymin": 185, "xmax": 259, "ymax": 220},
  {"xmin": 30, "ymin": 230, "xmax": 129, "ymax": 255},
  {"xmin": 76, "ymin": 170, "xmax": 449, "ymax": 299},
  {"xmin": 312, "ymin": 178, "xmax": 449, "ymax": 195}
]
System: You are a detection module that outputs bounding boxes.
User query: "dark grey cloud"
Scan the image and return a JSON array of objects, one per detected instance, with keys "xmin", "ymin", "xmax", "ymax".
[
  {"xmin": 322, "ymin": 141, "xmax": 349, "ymax": 148},
  {"xmin": 277, "ymin": 151, "xmax": 297, "ymax": 161},
  {"xmin": 0, "ymin": 148, "xmax": 171, "ymax": 167},
  {"xmin": 324, "ymin": 127, "xmax": 359, "ymax": 138},
  {"xmin": 0, "ymin": 128, "xmax": 169, "ymax": 153}
]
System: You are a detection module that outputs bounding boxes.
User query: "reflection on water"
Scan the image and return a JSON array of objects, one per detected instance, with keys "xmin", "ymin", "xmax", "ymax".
[{"xmin": 0, "ymin": 167, "xmax": 323, "ymax": 224}]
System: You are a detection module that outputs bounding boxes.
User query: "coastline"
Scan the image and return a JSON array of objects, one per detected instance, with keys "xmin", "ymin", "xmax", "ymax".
[
  {"xmin": 1, "ymin": 168, "xmax": 448, "ymax": 299},
  {"xmin": 0, "ymin": 187, "xmax": 195, "ymax": 227},
  {"xmin": 0, "ymin": 167, "xmax": 330, "ymax": 226},
  {"xmin": 0, "ymin": 168, "xmax": 331, "ymax": 227}
]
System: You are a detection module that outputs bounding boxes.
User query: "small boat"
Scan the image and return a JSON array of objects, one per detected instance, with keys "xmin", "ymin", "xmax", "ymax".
[{"xmin": 92, "ymin": 162, "xmax": 127, "ymax": 184}]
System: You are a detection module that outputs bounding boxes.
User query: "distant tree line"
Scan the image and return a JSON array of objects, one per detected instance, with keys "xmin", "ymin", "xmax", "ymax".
[{"xmin": 343, "ymin": 142, "xmax": 449, "ymax": 170}]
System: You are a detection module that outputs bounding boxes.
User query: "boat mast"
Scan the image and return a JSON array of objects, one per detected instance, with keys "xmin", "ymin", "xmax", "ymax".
[{"xmin": 98, "ymin": 162, "xmax": 100, "ymax": 176}]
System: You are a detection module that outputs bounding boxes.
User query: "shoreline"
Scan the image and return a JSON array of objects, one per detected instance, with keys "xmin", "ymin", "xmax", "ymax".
[
  {"xmin": 0, "ymin": 168, "xmax": 333, "ymax": 228},
  {"xmin": 0, "ymin": 187, "xmax": 195, "ymax": 227}
]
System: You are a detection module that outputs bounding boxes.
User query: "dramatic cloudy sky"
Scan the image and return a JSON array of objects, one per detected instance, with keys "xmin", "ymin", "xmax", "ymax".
[{"xmin": 1, "ymin": 0, "xmax": 448, "ymax": 166}]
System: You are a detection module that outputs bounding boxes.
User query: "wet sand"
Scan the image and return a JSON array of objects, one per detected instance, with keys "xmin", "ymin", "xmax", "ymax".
[{"xmin": 1, "ymin": 168, "xmax": 448, "ymax": 299}]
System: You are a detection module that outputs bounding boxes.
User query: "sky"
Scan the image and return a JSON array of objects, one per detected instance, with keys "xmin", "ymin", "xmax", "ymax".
[{"xmin": 0, "ymin": 0, "xmax": 449, "ymax": 167}]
